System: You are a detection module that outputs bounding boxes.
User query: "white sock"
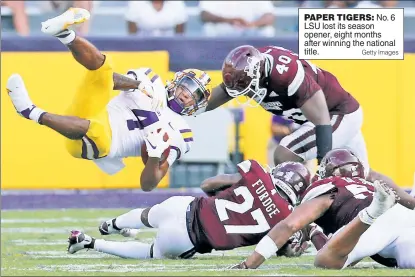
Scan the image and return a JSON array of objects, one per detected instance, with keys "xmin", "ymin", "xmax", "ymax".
[
  {"xmin": 29, "ymin": 106, "xmax": 46, "ymax": 124},
  {"xmin": 94, "ymin": 239, "xmax": 152, "ymax": 259},
  {"xmin": 55, "ymin": 29, "xmax": 76, "ymax": 45},
  {"xmin": 115, "ymin": 208, "xmax": 146, "ymax": 229}
]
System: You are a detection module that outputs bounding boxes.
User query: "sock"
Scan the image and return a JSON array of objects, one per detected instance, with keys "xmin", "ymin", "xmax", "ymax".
[
  {"xmin": 115, "ymin": 208, "xmax": 146, "ymax": 229},
  {"xmin": 94, "ymin": 239, "xmax": 152, "ymax": 259},
  {"xmin": 25, "ymin": 105, "xmax": 46, "ymax": 124},
  {"xmin": 55, "ymin": 29, "xmax": 76, "ymax": 45}
]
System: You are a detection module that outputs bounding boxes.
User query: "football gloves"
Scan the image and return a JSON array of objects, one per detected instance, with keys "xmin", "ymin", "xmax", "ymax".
[{"xmin": 144, "ymin": 129, "xmax": 170, "ymax": 159}]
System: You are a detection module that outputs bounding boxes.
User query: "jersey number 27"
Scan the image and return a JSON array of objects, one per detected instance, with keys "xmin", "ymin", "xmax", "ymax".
[{"xmin": 215, "ymin": 186, "xmax": 271, "ymax": 234}]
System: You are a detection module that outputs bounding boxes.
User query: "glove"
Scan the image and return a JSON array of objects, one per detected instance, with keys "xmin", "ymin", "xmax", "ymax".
[
  {"xmin": 276, "ymin": 230, "xmax": 309, "ymax": 258},
  {"xmin": 144, "ymin": 129, "xmax": 171, "ymax": 158},
  {"xmin": 147, "ymin": 81, "xmax": 167, "ymax": 111},
  {"xmin": 127, "ymin": 69, "xmax": 166, "ymax": 111}
]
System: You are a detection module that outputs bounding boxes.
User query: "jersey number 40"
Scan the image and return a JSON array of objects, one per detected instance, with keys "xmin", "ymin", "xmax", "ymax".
[{"xmin": 215, "ymin": 187, "xmax": 271, "ymax": 234}]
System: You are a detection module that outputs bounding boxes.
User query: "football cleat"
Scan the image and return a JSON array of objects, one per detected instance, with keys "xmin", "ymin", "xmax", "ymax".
[
  {"xmin": 67, "ymin": 230, "xmax": 94, "ymax": 254},
  {"xmin": 98, "ymin": 219, "xmax": 120, "ymax": 235},
  {"xmin": 359, "ymin": 180, "xmax": 399, "ymax": 225},
  {"xmin": 6, "ymin": 74, "xmax": 36, "ymax": 120},
  {"xmin": 41, "ymin": 7, "xmax": 90, "ymax": 35}
]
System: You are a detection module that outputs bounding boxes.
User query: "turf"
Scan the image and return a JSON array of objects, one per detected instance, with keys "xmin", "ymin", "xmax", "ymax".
[{"xmin": 1, "ymin": 209, "xmax": 414, "ymax": 276}]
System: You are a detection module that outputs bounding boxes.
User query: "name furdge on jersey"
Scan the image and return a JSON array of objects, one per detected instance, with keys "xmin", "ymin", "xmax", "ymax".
[{"xmin": 251, "ymin": 179, "xmax": 280, "ymax": 219}]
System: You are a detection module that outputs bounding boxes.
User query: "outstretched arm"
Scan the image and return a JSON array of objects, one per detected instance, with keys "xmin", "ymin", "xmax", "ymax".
[
  {"xmin": 235, "ymin": 195, "xmax": 332, "ymax": 269},
  {"xmin": 201, "ymin": 173, "xmax": 242, "ymax": 196},
  {"xmin": 113, "ymin": 73, "xmax": 141, "ymax": 91},
  {"xmin": 367, "ymin": 170, "xmax": 415, "ymax": 210},
  {"xmin": 206, "ymin": 84, "xmax": 233, "ymax": 112}
]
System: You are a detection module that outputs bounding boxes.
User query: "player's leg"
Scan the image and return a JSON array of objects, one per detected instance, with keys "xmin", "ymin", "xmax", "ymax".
[
  {"xmin": 98, "ymin": 207, "xmax": 152, "ymax": 236},
  {"xmin": 70, "ymin": 196, "xmax": 196, "ymax": 259},
  {"xmin": 68, "ymin": 230, "xmax": 154, "ymax": 259},
  {"xmin": 41, "ymin": 8, "xmax": 139, "ymax": 89},
  {"xmin": 99, "ymin": 196, "xmax": 196, "ymax": 235},
  {"xmin": 7, "ymin": 10, "xmax": 106, "ymax": 144},
  {"xmin": 276, "ymin": 114, "xmax": 345, "ymax": 166},
  {"xmin": 6, "ymin": 74, "xmax": 90, "ymax": 140},
  {"xmin": 68, "ymin": 216, "xmax": 195, "ymax": 260},
  {"xmin": 38, "ymin": 9, "xmax": 116, "ymax": 158},
  {"xmin": 41, "ymin": 8, "xmax": 104, "ymax": 71},
  {"xmin": 392, "ymin": 227, "xmax": 415, "ymax": 268},
  {"xmin": 314, "ymin": 181, "xmax": 398, "ymax": 269}
]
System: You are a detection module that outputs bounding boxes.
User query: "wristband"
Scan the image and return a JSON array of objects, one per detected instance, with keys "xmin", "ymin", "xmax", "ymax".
[
  {"xmin": 254, "ymin": 235, "xmax": 279, "ymax": 259},
  {"xmin": 316, "ymin": 124, "xmax": 332, "ymax": 163}
]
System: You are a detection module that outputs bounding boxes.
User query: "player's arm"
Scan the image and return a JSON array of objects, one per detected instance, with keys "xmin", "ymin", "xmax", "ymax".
[
  {"xmin": 140, "ymin": 158, "xmax": 169, "ymax": 192},
  {"xmin": 112, "ymin": 72, "xmax": 141, "ymax": 91},
  {"xmin": 367, "ymin": 172, "xmax": 415, "ymax": 210},
  {"xmin": 205, "ymin": 83, "xmax": 233, "ymax": 112},
  {"xmin": 201, "ymin": 173, "xmax": 242, "ymax": 196},
  {"xmin": 236, "ymin": 194, "xmax": 333, "ymax": 269},
  {"xmin": 296, "ymin": 73, "xmax": 332, "ymax": 164},
  {"xmin": 140, "ymin": 129, "xmax": 171, "ymax": 192}
]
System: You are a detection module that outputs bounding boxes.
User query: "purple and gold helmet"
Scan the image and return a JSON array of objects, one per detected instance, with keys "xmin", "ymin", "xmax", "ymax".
[{"xmin": 167, "ymin": 69, "xmax": 211, "ymax": 116}]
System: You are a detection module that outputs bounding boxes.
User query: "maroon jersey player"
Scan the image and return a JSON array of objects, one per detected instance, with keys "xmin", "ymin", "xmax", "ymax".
[
  {"xmin": 204, "ymin": 45, "xmax": 405, "ymax": 210},
  {"xmin": 203, "ymin": 45, "xmax": 388, "ymax": 185},
  {"xmin": 67, "ymin": 160, "xmax": 313, "ymax": 260},
  {"xmin": 232, "ymin": 148, "xmax": 415, "ymax": 270},
  {"xmin": 188, "ymin": 159, "xmax": 310, "ymax": 254}
]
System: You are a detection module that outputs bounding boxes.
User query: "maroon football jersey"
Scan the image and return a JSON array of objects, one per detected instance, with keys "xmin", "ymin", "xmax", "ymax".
[
  {"xmin": 300, "ymin": 176, "xmax": 375, "ymax": 235},
  {"xmin": 256, "ymin": 46, "xmax": 360, "ymax": 124},
  {"xmin": 187, "ymin": 160, "xmax": 293, "ymax": 254}
]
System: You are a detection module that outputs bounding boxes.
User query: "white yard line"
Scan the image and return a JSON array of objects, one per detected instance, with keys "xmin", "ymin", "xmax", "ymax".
[
  {"xmin": 1, "ymin": 217, "xmax": 110, "ymax": 224},
  {"xmin": 1, "ymin": 227, "xmax": 156, "ymax": 233}
]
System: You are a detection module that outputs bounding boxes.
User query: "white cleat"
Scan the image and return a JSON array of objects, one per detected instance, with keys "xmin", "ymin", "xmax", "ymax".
[
  {"xmin": 67, "ymin": 230, "xmax": 94, "ymax": 254},
  {"xmin": 6, "ymin": 74, "xmax": 36, "ymax": 119},
  {"xmin": 98, "ymin": 219, "xmax": 121, "ymax": 236},
  {"xmin": 359, "ymin": 180, "xmax": 399, "ymax": 225},
  {"xmin": 41, "ymin": 7, "xmax": 90, "ymax": 36}
]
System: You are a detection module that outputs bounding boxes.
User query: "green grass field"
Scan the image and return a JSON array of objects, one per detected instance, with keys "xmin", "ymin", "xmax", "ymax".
[{"xmin": 2, "ymin": 209, "xmax": 414, "ymax": 276}]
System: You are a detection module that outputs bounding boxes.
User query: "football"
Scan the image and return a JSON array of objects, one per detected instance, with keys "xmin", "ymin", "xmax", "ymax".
[{"xmin": 141, "ymin": 129, "xmax": 170, "ymax": 165}]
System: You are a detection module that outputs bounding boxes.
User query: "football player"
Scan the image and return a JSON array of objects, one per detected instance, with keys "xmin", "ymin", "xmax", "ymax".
[
  {"xmin": 5, "ymin": 8, "xmax": 211, "ymax": 191},
  {"xmin": 67, "ymin": 160, "xmax": 315, "ymax": 260},
  {"xmin": 202, "ymin": 45, "xmax": 399, "ymax": 195},
  {"xmin": 231, "ymin": 148, "xmax": 415, "ymax": 270}
]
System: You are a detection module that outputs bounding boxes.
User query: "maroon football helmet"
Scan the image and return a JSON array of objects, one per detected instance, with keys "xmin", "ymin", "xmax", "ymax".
[
  {"xmin": 222, "ymin": 45, "xmax": 267, "ymax": 104},
  {"xmin": 271, "ymin": 162, "xmax": 312, "ymax": 205},
  {"xmin": 318, "ymin": 148, "xmax": 366, "ymax": 179}
]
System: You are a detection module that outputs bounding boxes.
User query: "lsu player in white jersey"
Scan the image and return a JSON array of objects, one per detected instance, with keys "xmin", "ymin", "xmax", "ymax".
[{"xmin": 6, "ymin": 8, "xmax": 212, "ymax": 192}]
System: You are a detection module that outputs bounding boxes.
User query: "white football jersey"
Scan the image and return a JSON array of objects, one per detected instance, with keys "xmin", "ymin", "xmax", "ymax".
[{"xmin": 93, "ymin": 68, "xmax": 193, "ymax": 175}]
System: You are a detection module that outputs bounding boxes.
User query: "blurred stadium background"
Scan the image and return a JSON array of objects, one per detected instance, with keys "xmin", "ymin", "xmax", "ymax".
[{"xmin": 1, "ymin": 1, "xmax": 415, "ymax": 275}]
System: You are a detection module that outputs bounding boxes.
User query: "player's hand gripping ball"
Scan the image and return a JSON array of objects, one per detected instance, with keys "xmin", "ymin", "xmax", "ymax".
[{"xmin": 141, "ymin": 128, "xmax": 170, "ymax": 165}]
